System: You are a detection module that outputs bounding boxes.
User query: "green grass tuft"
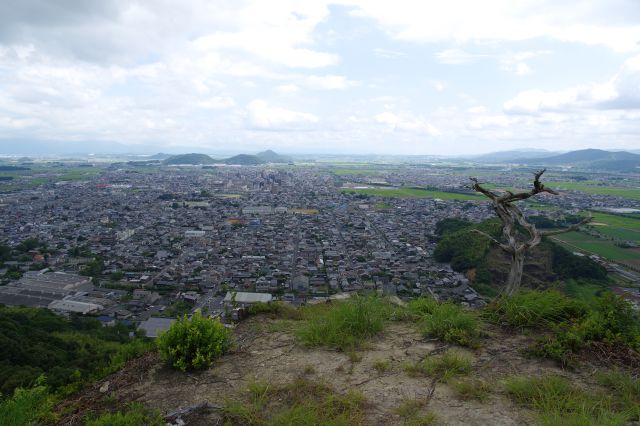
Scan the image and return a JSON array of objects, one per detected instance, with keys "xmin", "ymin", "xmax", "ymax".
[
  {"xmin": 372, "ymin": 358, "xmax": 391, "ymax": 373},
  {"xmin": 404, "ymin": 350, "xmax": 472, "ymax": 382},
  {"xmin": 296, "ymin": 296, "xmax": 388, "ymax": 351},
  {"xmin": 409, "ymin": 298, "xmax": 481, "ymax": 347},
  {"xmin": 505, "ymin": 375, "xmax": 633, "ymax": 425},
  {"xmin": 223, "ymin": 377, "xmax": 366, "ymax": 425},
  {"xmin": 483, "ymin": 290, "xmax": 586, "ymax": 329},
  {"xmin": 450, "ymin": 378, "xmax": 492, "ymax": 402}
]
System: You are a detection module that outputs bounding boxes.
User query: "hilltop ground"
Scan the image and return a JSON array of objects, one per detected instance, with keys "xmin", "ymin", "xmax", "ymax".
[{"xmin": 55, "ymin": 314, "xmax": 615, "ymax": 426}]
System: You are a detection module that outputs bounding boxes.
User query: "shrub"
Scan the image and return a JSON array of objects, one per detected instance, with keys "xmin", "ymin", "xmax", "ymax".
[
  {"xmin": 410, "ymin": 298, "xmax": 481, "ymax": 347},
  {"xmin": 157, "ymin": 311, "xmax": 231, "ymax": 372},
  {"xmin": 0, "ymin": 379, "xmax": 53, "ymax": 426},
  {"xmin": 504, "ymin": 375, "xmax": 631, "ymax": 425},
  {"xmin": 483, "ymin": 290, "xmax": 586, "ymax": 329},
  {"xmin": 532, "ymin": 292, "xmax": 640, "ymax": 366},
  {"xmin": 296, "ymin": 296, "xmax": 387, "ymax": 351}
]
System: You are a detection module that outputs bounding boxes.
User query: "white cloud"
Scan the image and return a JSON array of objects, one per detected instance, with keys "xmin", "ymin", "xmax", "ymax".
[
  {"xmin": 304, "ymin": 74, "xmax": 357, "ymax": 90},
  {"xmin": 348, "ymin": 0, "xmax": 640, "ymax": 52},
  {"xmin": 435, "ymin": 49, "xmax": 488, "ymax": 65},
  {"xmin": 374, "ymin": 111, "xmax": 440, "ymax": 135},
  {"xmin": 504, "ymin": 54, "xmax": 640, "ymax": 113},
  {"xmin": 247, "ymin": 100, "xmax": 318, "ymax": 130}
]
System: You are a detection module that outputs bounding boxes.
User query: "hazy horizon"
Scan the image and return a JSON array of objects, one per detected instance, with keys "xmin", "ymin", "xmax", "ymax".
[{"xmin": 1, "ymin": 1, "xmax": 640, "ymax": 155}]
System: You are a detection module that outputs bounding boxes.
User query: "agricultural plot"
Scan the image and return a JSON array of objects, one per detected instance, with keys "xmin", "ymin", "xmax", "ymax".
[
  {"xmin": 549, "ymin": 181, "xmax": 640, "ymax": 200},
  {"xmin": 342, "ymin": 187, "xmax": 484, "ymax": 201},
  {"xmin": 551, "ymin": 231, "xmax": 640, "ymax": 270}
]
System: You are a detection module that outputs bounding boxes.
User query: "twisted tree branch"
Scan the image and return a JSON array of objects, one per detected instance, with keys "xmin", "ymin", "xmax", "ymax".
[{"xmin": 541, "ymin": 216, "xmax": 592, "ymax": 237}]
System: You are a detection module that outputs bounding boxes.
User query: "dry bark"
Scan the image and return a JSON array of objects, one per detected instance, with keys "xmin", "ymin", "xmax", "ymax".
[{"xmin": 470, "ymin": 169, "xmax": 591, "ymax": 296}]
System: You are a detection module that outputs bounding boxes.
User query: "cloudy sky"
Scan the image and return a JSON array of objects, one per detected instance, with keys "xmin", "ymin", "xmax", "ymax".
[{"xmin": 1, "ymin": 0, "xmax": 640, "ymax": 155}]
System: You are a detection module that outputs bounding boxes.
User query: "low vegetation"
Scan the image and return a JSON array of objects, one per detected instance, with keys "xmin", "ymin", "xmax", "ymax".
[
  {"xmin": 409, "ymin": 298, "xmax": 481, "ymax": 347},
  {"xmin": 157, "ymin": 311, "xmax": 232, "ymax": 371},
  {"xmin": 505, "ymin": 374, "xmax": 637, "ymax": 425},
  {"xmin": 483, "ymin": 290, "xmax": 586, "ymax": 329},
  {"xmin": 404, "ymin": 350, "xmax": 472, "ymax": 382},
  {"xmin": 372, "ymin": 358, "xmax": 391, "ymax": 373},
  {"xmin": 0, "ymin": 306, "xmax": 151, "ymax": 397},
  {"xmin": 0, "ymin": 380, "xmax": 53, "ymax": 426},
  {"xmin": 531, "ymin": 292, "xmax": 640, "ymax": 366},
  {"xmin": 296, "ymin": 295, "xmax": 388, "ymax": 351},
  {"xmin": 86, "ymin": 403, "xmax": 164, "ymax": 426},
  {"xmin": 450, "ymin": 378, "xmax": 492, "ymax": 402},
  {"xmin": 222, "ymin": 378, "xmax": 366, "ymax": 425}
]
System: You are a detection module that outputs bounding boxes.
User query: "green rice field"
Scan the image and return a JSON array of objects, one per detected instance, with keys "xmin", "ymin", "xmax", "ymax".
[
  {"xmin": 548, "ymin": 181, "xmax": 640, "ymax": 200},
  {"xmin": 341, "ymin": 187, "xmax": 484, "ymax": 201}
]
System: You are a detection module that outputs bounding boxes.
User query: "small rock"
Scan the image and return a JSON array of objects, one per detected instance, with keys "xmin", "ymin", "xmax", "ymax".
[{"xmin": 99, "ymin": 381, "xmax": 110, "ymax": 393}]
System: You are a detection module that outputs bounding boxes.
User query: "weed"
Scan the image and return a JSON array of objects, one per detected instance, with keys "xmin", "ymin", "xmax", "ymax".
[
  {"xmin": 504, "ymin": 375, "xmax": 633, "ymax": 425},
  {"xmin": 409, "ymin": 298, "xmax": 481, "ymax": 347},
  {"xmin": 450, "ymin": 378, "xmax": 492, "ymax": 402},
  {"xmin": 296, "ymin": 296, "xmax": 387, "ymax": 351},
  {"xmin": 404, "ymin": 350, "xmax": 472, "ymax": 382},
  {"xmin": 373, "ymin": 358, "xmax": 391, "ymax": 373},
  {"xmin": 303, "ymin": 364, "xmax": 316, "ymax": 375},
  {"xmin": 404, "ymin": 412, "xmax": 438, "ymax": 426},
  {"xmin": 222, "ymin": 377, "xmax": 366, "ymax": 425},
  {"xmin": 347, "ymin": 351, "xmax": 363, "ymax": 363},
  {"xmin": 86, "ymin": 403, "xmax": 164, "ymax": 426},
  {"xmin": 483, "ymin": 290, "xmax": 586, "ymax": 329},
  {"xmin": 394, "ymin": 398, "xmax": 426, "ymax": 417}
]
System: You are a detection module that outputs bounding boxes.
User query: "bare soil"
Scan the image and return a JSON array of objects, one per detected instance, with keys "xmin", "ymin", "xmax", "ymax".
[{"xmin": 57, "ymin": 317, "xmax": 605, "ymax": 425}]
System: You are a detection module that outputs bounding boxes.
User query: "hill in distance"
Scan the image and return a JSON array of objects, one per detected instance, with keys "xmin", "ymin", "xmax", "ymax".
[
  {"xmin": 470, "ymin": 149, "xmax": 559, "ymax": 163},
  {"xmin": 163, "ymin": 153, "xmax": 216, "ymax": 165},
  {"xmin": 255, "ymin": 149, "xmax": 291, "ymax": 163},
  {"xmin": 164, "ymin": 150, "xmax": 290, "ymax": 166},
  {"xmin": 513, "ymin": 149, "xmax": 640, "ymax": 171}
]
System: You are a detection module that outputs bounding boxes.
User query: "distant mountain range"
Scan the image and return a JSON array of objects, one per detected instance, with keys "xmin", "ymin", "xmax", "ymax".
[
  {"xmin": 470, "ymin": 149, "xmax": 560, "ymax": 162},
  {"xmin": 469, "ymin": 148, "xmax": 640, "ymax": 171},
  {"xmin": 513, "ymin": 149, "xmax": 640, "ymax": 171},
  {"xmin": 162, "ymin": 150, "xmax": 291, "ymax": 165}
]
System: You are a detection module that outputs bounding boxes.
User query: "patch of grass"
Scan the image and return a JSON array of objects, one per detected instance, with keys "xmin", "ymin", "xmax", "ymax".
[
  {"xmin": 404, "ymin": 350, "xmax": 472, "ymax": 382},
  {"xmin": 596, "ymin": 369, "xmax": 640, "ymax": 417},
  {"xmin": 409, "ymin": 298, "xmax": 481, "ymax": 347},
  {"xmin": 450, "ymin": 378, "xmax": 492, "ymax": 402},
  {"xmin": 394, "ymin": 398, "xmax": 427, "ymax": 417},
  {"xmin": 483, "ymin": 290, "xmax": 586, "ymax": 329},
  {"xmin": 347, "ymin": 350, "xmax": 363, "ymax": 363},
  {"xmin": 222, "ymin": 378, "xmax": 366, "ymax": 425},
  {"xmin": 296, "ymin": 296, "xmax": 388, "ymax": 351},
  {"xmin": 372, "ymin": 358, "xmax": 390, "ymax": 373},
  {"xmin": 303, "ymin": 364, "xmax": 316, "ymax": 375},
  {"xmin": 404, "ymin": 412, "xmax": 438, "ymax": 426},
  {"xmin": 504, "ymin": 375, "xmax": 632, "ymax": 425},
  {"xmin": 86, "ymin": 403, "xmax": 164, "ymax": 426},
  {"xmin": 247, "ymin": 301, "xmax": 302, "ymax": 320}
]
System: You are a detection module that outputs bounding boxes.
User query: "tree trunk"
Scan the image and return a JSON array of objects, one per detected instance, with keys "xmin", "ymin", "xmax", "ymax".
[{"xmin": 504, "ymin": 250, "xmax": 524, "ymax": 296}]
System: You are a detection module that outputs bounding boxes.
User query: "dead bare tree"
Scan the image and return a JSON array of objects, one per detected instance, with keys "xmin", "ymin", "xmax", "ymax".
[{"xmin": 470, "ymin": 169, "xmax": 591, "ymax": 296}]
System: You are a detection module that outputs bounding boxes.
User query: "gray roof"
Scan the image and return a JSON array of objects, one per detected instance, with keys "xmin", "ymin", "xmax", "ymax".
[
  {"xmin": 223, "ymin": 291, "xmax": 273, "ymax": 304},
  {"xmin": 138, "ymin": 317, "xmax": 176, "ymax": 338}
]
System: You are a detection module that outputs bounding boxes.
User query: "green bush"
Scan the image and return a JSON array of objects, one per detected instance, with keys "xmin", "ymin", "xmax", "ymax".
[
  {"xmin": 296, "ymin": 296, "xmax": 387, "ymax": 351},
  {"xmin": 532, "ymin": 292, "xmax": 640, "ymax": 366},
  {"xmin": 86, "ymin": 403, "xmax": 163, "ymax": 426},
  {"xmin": 483, "ymin": 290, "xmax": 586, "ymax": 329},
  {"xmin": 157, "ymin": 311, "xmax": 231, "ymax": 371},
  {"xmin": 0, "ymin": 379, "xmax": 53, "ymax": 426},
  {"xmin": 409, "ymin": 298, "xmax": 481, "ymax": 347}
]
